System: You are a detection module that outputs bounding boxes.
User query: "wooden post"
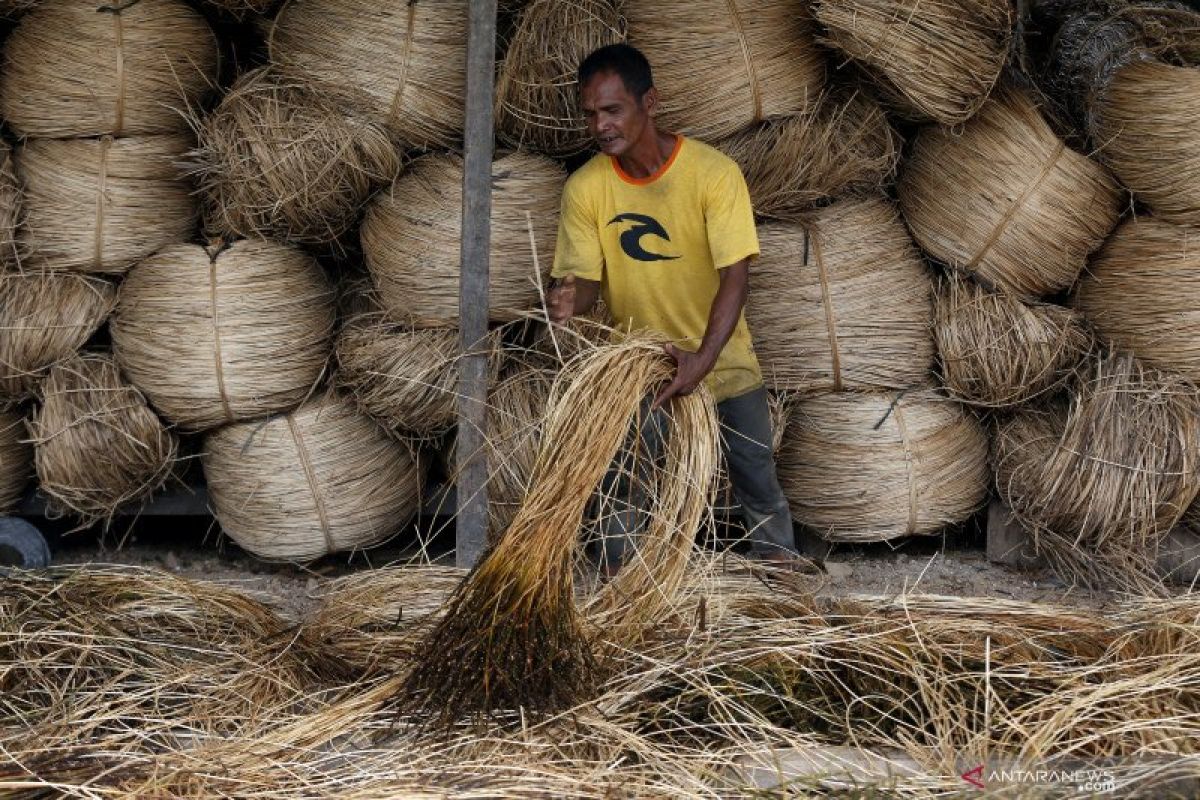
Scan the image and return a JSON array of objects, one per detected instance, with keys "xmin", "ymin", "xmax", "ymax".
[{"xmin": 455, "ymin": 0, "xmax": 498, "ymax": 569}]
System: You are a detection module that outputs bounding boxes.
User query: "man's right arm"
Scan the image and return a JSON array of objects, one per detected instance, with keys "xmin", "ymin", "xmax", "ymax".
[
  {"xmin": 548, "ymin": 175, "xmax": 604, "ymax": 324},
  {"xmin": 547, "ymin": 274, "xmax": 600, "ymax": 324}
]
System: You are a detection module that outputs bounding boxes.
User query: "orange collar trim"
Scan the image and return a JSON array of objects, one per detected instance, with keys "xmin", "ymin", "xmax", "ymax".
[{"xmin": 611, "ymin": 135, "xmax": 683, "ymax": 186}]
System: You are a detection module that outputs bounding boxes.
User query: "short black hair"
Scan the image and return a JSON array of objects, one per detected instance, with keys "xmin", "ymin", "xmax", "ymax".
[{"xmin": 577, "ymin": 43, "xmax": 654, "ymax": 100}]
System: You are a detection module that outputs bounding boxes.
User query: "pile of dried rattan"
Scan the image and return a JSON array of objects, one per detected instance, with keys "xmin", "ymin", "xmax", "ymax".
[
  {"xmin": 0, "ymin": 407, "xmax": 31, "ymax": 513},
  {"xmin": 363, "ymin": 152, "xmax": 564, "ymax": 327},
  {"xmin": 16, "ymin": 136, "xmax": 197, "ymax": 275},
  {"xmin": 496, "ymin": 0, "xmax": 626, "ymax": 157},
  {"xmin": 203, "ymin": 393, "xmax": 424, "ymax": 563},
  {"xmin": 898, "ymin": 88, "xmax": 1121, "ymax": 299},
  {"xmin": 935, "ymin": 272, "xmax": 1093, "ymax": 407},
  {"xmin": 814, "ymin": 0, "xmax": 1012, "ymax": 124},
  {"xmin": 0, "ymin": 0, "xmax": 218, "ymax": 137},
  {"xmin": 190, "ymin": 68, "xmax": 401, "ymax": 248},
  {"xmin": 28, "ymin": 353, "xmax": 178, "ymax": 526},
  {"xmin": 112, "ymin": 240, "xmax": 335, "ymax": 432},
  {"xmin": 269, "ymin": 0, "xmax": 468, "ymax": 149},
  {"xmin": 0, "ymin": 143, "xmax": 19, "ymax": 267},
  {"xmin": 1076, "ymin": 217, "xmax": 1200, "ymax": 383},
  {"xmin": 624, "ymin": 0, "xmax": 826, "ymax": 141},
  {"xmin": 778, "ymin": 390, "xmax": 990, "ymax": 541},
  {"xmin": 483, "ymin": 362, "xmax": 554, "ymax": 535},
  {"xmin": 745, "ymin": 197, "xmax": 935, "ymax": 393},
  {"xmin": 994, "ymin": 353, "xmax": 1200, "ymax": 591},
  {"xmin": 0, "ymin": 270, "xmax": 116, "ymax": 403}
]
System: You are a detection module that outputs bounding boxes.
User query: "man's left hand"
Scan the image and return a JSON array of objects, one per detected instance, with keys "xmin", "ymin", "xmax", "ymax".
[{"xmin": 652, "ymin": 343, "xmax": 714, "ymax": 410}]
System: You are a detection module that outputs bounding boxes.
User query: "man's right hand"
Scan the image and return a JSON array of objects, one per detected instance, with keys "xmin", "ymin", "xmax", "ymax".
[{"xmin": 547, "ymin": 274, "xmax": 577, "ymax": 325}]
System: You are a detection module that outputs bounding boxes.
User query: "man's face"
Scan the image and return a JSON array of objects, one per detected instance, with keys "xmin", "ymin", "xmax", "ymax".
[{"xmin": 580, "ymin": 71, "xmax": 655, "ymax": 157}]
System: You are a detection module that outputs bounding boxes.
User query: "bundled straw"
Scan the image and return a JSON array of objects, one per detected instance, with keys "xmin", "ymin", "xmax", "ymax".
[
  {"xmin": 400, "ymin": 337, "xmax": 719, "ymax": 728},
  {"xmin": 16, "ymin": 136, "xmax": 197, "ymax": 275},
  {"xmin": 1076, "ymin": 217, "xmax": 1200, "ymax": 383},
  {"xmin": 496, "ymin": 0, "xmax": 626, "ymax": 157},
  {"xmin": 112, "ymin": 239, "xmax": 335, "ymax": 432},
  {"xmin": 483, "ymin": 363, "xmax": 554, "ymax": 535},
  {"xmin": 190, "ymin": 68, "xmax": 401, "ymax": 248},
  {"xmin": 0, "ymin": 270, "xmax": 116, "ymax": 403},
  {"xmin": 268, "ymin": 0, "xmax": 468, "ymax": 149},
  {"xmin": 203, "ymin": 393, "xmax": 424, "ymax": 563},
  {"xmin": 1094, "ymin": 61, "xmax": 1200, "ymax": 227},
  {"xmin": 935, "ymin": 272, "xmax": 1092, "ymax": 408},
  {"xmin": 899, "ymin": 88, "xmax": 1122, "ymax": 300},
  {"xmin": 745, "ymin": 197, "xmax": 935, "ymax": 393},
  {"xmin": 994, "ymin": 353, "xmax": 1200, "ymax": 591},
  {"xmin": 362, "ymin": 152, "xmax": 564, "ymax": 327},
  {"xmin": 716, "ymin": 89, "xmax": 899, "ymax": 221},
  {"xmin": 0, "ymin": 408, "xmax": 31, "ymax": 513},
  {"xmin": 814, "ymin": 0, "xmax": 1012, "ymax": 124},
  {"xmin": 0, "ymin": 143, "xmax": 18, "ymax": 268},
  {"xmin": 0, "ymin": 0, "xmax": 218, "ymax": 137},
  {"xmin": 778, "ymin": 390, "xmax": 989, "ymax": 541},
  {"xmin": 624, "ymin": 0, "xmax": 825, "ymax": 141},
  {"xmin": 28, "ymin": 353, "xmax": 178, "ymax": 526}
]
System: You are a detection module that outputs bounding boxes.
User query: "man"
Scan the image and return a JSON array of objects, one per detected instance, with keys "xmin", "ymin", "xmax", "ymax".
[{"xmin": 547, "ymin": 43, "xmax": 801, "ymax": 572}]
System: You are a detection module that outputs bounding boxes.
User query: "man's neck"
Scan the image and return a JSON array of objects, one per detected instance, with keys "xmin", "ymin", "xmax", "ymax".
[{"xmin": 615, "ymin": 128, "xmax": 678, "ymax": 179}]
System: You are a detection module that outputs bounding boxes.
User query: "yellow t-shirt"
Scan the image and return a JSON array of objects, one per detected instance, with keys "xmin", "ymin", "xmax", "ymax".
[{"xmin": 550, "ymin": 135, "xmax": 763, "ymax": 402}]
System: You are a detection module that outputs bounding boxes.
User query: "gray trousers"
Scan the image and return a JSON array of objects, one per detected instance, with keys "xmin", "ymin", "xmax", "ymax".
[{"xmin": 597, "ymin": 385, "xmax": 796, "ymax": 566}]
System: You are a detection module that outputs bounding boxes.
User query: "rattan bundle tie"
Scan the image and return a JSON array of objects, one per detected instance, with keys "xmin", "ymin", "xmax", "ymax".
[
  {"xmin": 723, "ymin": 0, "xmax": 763, "ymax": 123},
  {"xmin": 891, "ymin": 399, "xmax": 918, "ymax": 536},
  {"xmin": 106, "ymin": 4, "xmax": 128, "ymax": 134},
  {"xmin": 965, "ymin": 141, "xmax": 1066, "ymax": 271},
  {"xmin": 385, "ymin": 2, "xmax": 419, "ymax": 129},
  {"xmin": 287, "ymin": 415, "xmax": 335, "ymax": 556},
  {"xmin": 92, "ymin": 137, "xmax": 111, "ymax": 271},
  {"xmin": 809, "ymin": 231, "xmax": 843, "ymax": 391},
  {"xmin": 206, "ymin": 248, "xmax": 233, "ymax": 425}
]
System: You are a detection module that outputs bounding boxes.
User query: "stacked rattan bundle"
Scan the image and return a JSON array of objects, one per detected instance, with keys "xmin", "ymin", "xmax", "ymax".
[
  {"xmin": 624, "ymin": 0, "xmax": 826, "ymax": 141},
  {"xmin": 15, "ymin": 136, "xmax": 197, "ymax": 275},
  {"xmin": 190, "ymin": 68, "xmax": 401, "ymax": 248},
  {"xmin": 935, "ymin": 273, "xmax": 1093, "ymax": 408},
  {"xmin": 269, "ymin": 0, "xmax": 468, "ymax": 149},
  {"xmin": 111, "ymin": 240, "xmax": 335, "ymax": 432},
  {"xmin": 0, "ymin": 0, "xmax": 218, "ymax": 137},
  {"xmin": 0, "ymin": 408, "xmax": 31, "ymax": 513},
  {"xmin": 203, "ymin": 393, "xmax": 424, "ymax": 563},
  {"xmin": 362, "ymin": 152, "xmax": 564, "ymax": 327},
  {"xmin": 745, "ymin": 197, "xmax": 935, "ymax": 393},
  {"xmin": 778, "ymin": 390, "xmax": 989, "ymax": 541},
  {"xmin": 898, "ymin": 89, "xmax": 1122, "ymax": 299},
  {"xmin": 0, "ymin": 143, "xmax": 19, "ymax": 267},
  {"xmin": 814, "ymin": 0, "xmax": 1012, "ymax": 124},
  {"xmin": 0, "ymin": 271, "xmax": 116, "ymax": 403},
  {"xmin": 29, "ymin": 353, "xmax": 178, "ymax": 526}
]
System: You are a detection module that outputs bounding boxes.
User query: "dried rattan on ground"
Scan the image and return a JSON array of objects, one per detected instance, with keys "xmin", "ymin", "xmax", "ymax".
[
  {"xmin": 715, "ymin": 89, "xmax": 899, "ymax": 221},
  {"xmin": 268, "ymin": 0, "xmax": 468, "ymax": 149},
  {"xmin": 203, "ymin": 392, "xmax": 424, "ymax": 563},
  {"xmin": 624, "ymin": 0, "xmax": 825, "ymax": 142},
  {"xmin": 29, "ymin": 353, "xmax": 178, "ymax": 527},
  {"xmin": 814, "ymin": 0, "xmax": 1012, "ymax": 124},
  {"xmin": 935, "ymin": 272, "xmax": 1092, "ymax": 408},
  {"xmin": 0, "ymin": 143, "xmax": 19, "ymax": 268},
  {"xmin": 496, "ymin": 0, "xmax": 625, "ymax": 158},
  {"xmin": 1094, "ymin": 61, "xmax": 1200, "ymax": 227},
  {"xmin": 745, "ymin": 197, "xmax": 935, "ymax": 393},
  {"xmin": 16, "ymin": 136, "xmax": 197, "ymax": 275},
  {"xmin": 0, "ymin": 271, "xmax": 116, "ymax": 403},
  {"xmin": 778, "ymin": 390, "xmax": 989, "ymax": 541},
  {"xmin": 362, "ymin": 152, "xmax": 564, "ymax": 327},
  {"xmin": 1075, "ymin": 216, "xmax": 1200, "ymax": 383},
  {"xmin": 0, "ymin": 407, "xmax": 31, "ymax": 513},
  {"xmin": 898, "ymin": 88, "xmax": 1121, "ymax": 300},
  {"xmin": 190, "ymin": 68, "xmax": 401, "ymax": 248},
  {"xmin": 111, "ymin": 240, "xmax": 335, "ymax": 432},
  {"xmin": 994, "ymin": 353, "xmax": 1200, "ymax": 592},
  {"xmin": 0, "ymin": 0, "xmax": 218, "ymax": 138}
]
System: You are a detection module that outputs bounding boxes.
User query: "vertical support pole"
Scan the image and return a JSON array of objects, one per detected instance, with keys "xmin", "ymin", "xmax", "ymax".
[{"xmin": 455, "ymin": 0, "xmax": 498, "ymax": 569}]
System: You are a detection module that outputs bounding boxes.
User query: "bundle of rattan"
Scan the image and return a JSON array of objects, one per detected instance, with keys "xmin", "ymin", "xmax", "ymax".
[
  {"xmin": 0, "ymin": 408, "xmax": 31, "ymax": 513},
  {"xmin": 994, "ymin": 353, "xmax": 1200, "ymax": 591},
  {"xmin": 268, "ymin": 0, "xmax": 467, "ymax": 149},
  {"xmin": 1075, "ymin": 217, "xmax": 1200, "ymax": 383},
  {"xmin": 935, "ymin": 273, "xmax": 1093, "ymax": 408},
  {"xmin": 745, "ymin": 197, "xmax": 935, "ymax": 393},
  {"xmin": 716, "ymin": 89, "xmax": 899, "ymax": 221},
  {"xmin": 484, "ymin": 363, "xmax": 554, "ymax": 535},
  {"xmin": 898, "ymin": 89, "xmax": 1121, "ymax": 300},
  {"xmin": 203, "ymin": 393, "xmax": 423, "ymax": 563},
  {"xmin": 0, "ymin": 0, "xmax": 218, "ymax": 138},
  {"xmin": 624, "ymin": 0, "xmax": 825, "ymax": 141},
  {"xmin": 496, "ymin": 0, "xmax": 625, "ymax": 157},
  {"xmin": 778, "ymin": 390, "xmax": 989, "ymax": 541},
  {"xmin": 1094, "ymin": 61, "xmax": 1200, "ymax": 227},
  {"xmin": 0, "ymin": 271, "xmax": 116, "ymax": 403},
  {"xmin": 363, "ymin": 152, "xmax": 564, "ymax": 327},
  {"xmin": 111, "ymin": 240, "xmax": 335, "ymax": 432},
  {"xmin": 814, "ymin": 0, "xmax": 1011, "ymax": 124},
  {"xmin": 199, "ymin": 0, "xmax": 278, "ymax": 17},
  {"xmin": 0, "ymin": 143, "xmax": 19, "ymax": 268},
  {"xmin": 16, "ymin": 136, "xmax": 197, "ymax": 275},
  {"xmin": 190, "ymin": 68, "xmax": 401, "ymax": 248}
]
